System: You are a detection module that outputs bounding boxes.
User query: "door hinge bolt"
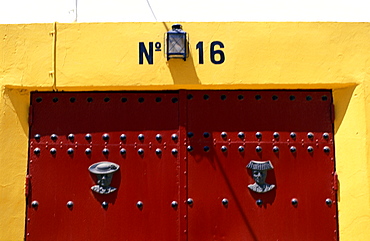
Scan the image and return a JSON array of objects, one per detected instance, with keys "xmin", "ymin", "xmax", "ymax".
[
  {"xmin": 255, "ymin": 146, "xmax": 262, "ymax": 153},
  {"xmin": 85, "ymin": 148, "xmax": 92, "ymax": 155},
  {"xmin": 25, "ymin": 175, "xmax": 31, "ymax": 197},
  {"xmin": 31, "ymin": 200, "xmax": 39, "ymax": 208},
  {"xmin": 85, "ymin": 133, "xmax": 92, "ymax": 141},
  {"xmin": 102, "ymin": 201, "xmax": 108, "ymax": 209},
  {"xmin": 50, "ymin": 148, "xmax": 57, "ymax": 155},
  {"xmin": 171, "ymin": 201, "xmax": 178, "ymax": 208},
  {"xmin": 221, "ymin": 146, "xmax": 228, "ymax": 152},
  {"xmin": 238, "ymin": 146, "xmax": 245, "ymax": 152},
  {"xmin": 66, "ymin": 201, "xmax": 74, "ymax": 208},
  {"xmin": 68, "ymin": 133, "xmax": 75, "ymax": 141},
  {"xmin": 186, "ymin": 198, "xmax": 193, "ymax": 205},
  {"xmin": 34, "ymin": 134, "xmax": 41, "ymax": 141},
  {"xmin": 138, "ymin": 134, "xmax": 144, "ymax": 141},
  {"xmin": 307, "ymin": 146, "xmax": 314, "ymax": 153},
  {"xmin": 33, "ymin": 148, "xmax": 41, "ymax": 155},
  {"xmin": 136, "ymin": 201, "xmax": 144, "ymax": 209},
  {"xmin": 171, "ymin": 148, "xmax": 178, "ymax": 155},
  {"xmin": 331, "ymin": 104, "xmax": 335, "ymax": 123},
  {"xmin": 333, "ymin": 172, "xmax": 338, "ymax": 191}
]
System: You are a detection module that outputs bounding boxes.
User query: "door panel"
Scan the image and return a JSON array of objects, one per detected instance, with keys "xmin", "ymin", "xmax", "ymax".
[
  {"xmin": 186, "ymin": 90, "xmax": 337, "ymax": 241},
  {"xmin": 27, "ymin": 92, "xmax": 181, "ymax": 241}
]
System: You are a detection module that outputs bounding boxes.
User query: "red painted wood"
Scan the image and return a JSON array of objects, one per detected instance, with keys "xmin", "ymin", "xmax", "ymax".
[
  {"xmin": 186, "ymin": 90, "xmax": 337, "ymax": 241},
  {"xmin": 27, "ymin": 92, "xmax": 181, "ymax": 241},
  {"xmin": 26, "ymin": 90, "xmax": 337, "ymax": 241}
]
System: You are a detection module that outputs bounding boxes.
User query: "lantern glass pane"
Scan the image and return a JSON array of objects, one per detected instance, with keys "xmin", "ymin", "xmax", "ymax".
[{"xmin": 168, "ymin": 34, "xmax": 186, "ymax": 54}]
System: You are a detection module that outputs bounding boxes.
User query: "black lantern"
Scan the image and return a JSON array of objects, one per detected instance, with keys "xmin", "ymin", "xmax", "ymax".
[{"xmin": 166, "ymin": 24, "xmax": 188, "ymax": 61}]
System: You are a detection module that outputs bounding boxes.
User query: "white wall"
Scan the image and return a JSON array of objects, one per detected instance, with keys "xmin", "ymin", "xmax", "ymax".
[{"xmin": 1, "ymin": 0, "xmax": 370, "ymax": 24}]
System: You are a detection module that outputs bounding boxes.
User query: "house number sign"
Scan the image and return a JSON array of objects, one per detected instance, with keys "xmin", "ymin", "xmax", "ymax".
[{"xmin": 139, "ymin": 41, "xmax": 225, "ymax": 65}]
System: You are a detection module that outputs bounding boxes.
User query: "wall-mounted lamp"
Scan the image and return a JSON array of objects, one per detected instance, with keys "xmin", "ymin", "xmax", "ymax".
[{"xmin": 166, "ymin": 24, "xmax": 188, "ymax": 61}]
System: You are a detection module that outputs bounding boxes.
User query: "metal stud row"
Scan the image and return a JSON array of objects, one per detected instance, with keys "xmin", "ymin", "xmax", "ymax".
[
  {"xmin": 31, "ymin": 200, "xmax": 180, "ymax": 209},
  {"xmin": 34, "ymin": 133, "xmax": 179, "ymax": 142},
  {"xmin": 35, "ymin": 147, "xmax": 179, "ymax": 156},
  {"xmin": 34, "ymin": 145, "xmax": 331, "ymax": 155},
  {"xmin": 34, "ymin": 96, "xmax": 180, "ymax": 104},
  {"xmin": 255, "ymin": 198, "xmax": 334, "ymax": 206},
  {"xmin": 31, "ymin": 198, "xmax": 334, "ymax": 209},
  {"xmin": 35, "ymin": 93, "xmax": 330, "ymax": 103},
  {"xmin": 187, "ymin": 132, "xmax": 331, "ymax": 140},
  {"xmin": 184, "ymin": 198, "xmax": 334, "ymax": 206},
  {"xmin": 186, "ymin": 94, "xmax": 329, "ymax": 101},
  {"xmin": 34, "ymin": 132, "xmax": 330, "ymax": 142},
  {"xmin": 186, "ymin": 145, "xmax": 331, "ymax": 153}
]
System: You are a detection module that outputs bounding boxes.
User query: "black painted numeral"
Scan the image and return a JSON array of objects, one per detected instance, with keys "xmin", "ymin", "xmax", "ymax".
[
  {"xmin": 196, "ymin": 41, "xmax": 204, "ymax": 64},
  {"xmin": 196, "ymin": 41, "xmax": 225, "ymax": 64},
  {"xmin": 210, "ymin": 41, "xmax": 225, "ymax": 64}
]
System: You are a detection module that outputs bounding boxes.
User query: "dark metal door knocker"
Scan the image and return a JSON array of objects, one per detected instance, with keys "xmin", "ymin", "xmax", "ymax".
[
  {"xmin": 247, "ymin": 160, "xmax": 275, "ymax": 193},
  {"xmin": 88, "ymin": 161, "xmax": 120, "ymax": 194}
]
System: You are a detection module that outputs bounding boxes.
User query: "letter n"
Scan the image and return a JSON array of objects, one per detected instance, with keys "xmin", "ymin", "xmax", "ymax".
[{"xmin": 139, "ymin": 42, "xmax": 153, "ymax": 64}]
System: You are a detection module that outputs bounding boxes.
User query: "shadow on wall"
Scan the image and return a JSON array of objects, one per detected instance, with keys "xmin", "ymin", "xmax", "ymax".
[
  {"xmin": 3, "ymin": 87, "xmax": 30, "ymax": 137},
  {"xmin": 333, "ymin": 85, "xmax": 357, "ymax": 135},
  {"xmin": 166, "ymin": 52, "xmax": 201, "ymax": 86}
]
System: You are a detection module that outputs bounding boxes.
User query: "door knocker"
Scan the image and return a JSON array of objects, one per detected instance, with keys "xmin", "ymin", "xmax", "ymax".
[
  {"xmin": 247, "ymin": 160, "xmax": 275, "ymax": 193},
  {"xmin": 88, "ymin": 161, "xmax": 120, "ymax": 194}
]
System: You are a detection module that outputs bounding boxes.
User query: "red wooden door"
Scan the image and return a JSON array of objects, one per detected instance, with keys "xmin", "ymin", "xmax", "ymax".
[{"xmin": 26, "ymin": 90, "xmax": 337, "ymax": 241}]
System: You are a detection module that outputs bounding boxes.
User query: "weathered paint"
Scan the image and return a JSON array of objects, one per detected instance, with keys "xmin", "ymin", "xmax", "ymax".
[{"xmin": 0, "ymin": 22, "xmax": 370, "ymax": 240}]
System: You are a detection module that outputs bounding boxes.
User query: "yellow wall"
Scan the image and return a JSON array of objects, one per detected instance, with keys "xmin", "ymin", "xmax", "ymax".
[{"xmin": 1, "ymin": 22, "xmax": 370, "ymax": 240}]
